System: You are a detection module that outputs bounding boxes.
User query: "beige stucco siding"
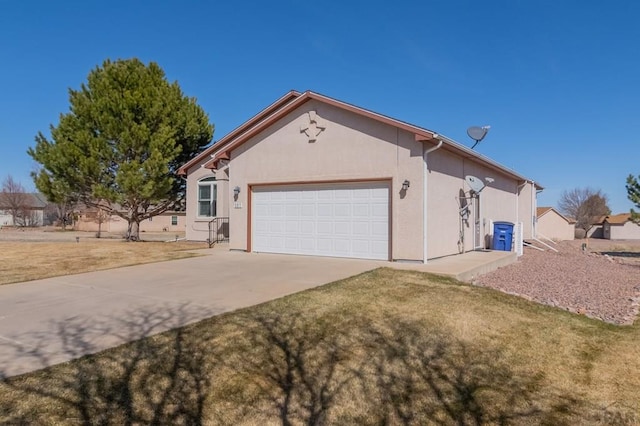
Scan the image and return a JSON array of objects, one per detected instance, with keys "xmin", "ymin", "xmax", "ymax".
[
  {"xmin": 183, "ymin": 94, "xmax": 540, "ymax": 261},
  {"xmin": 537, "ymin": 211, "xmax": 574, "ymax": 241},
  {"xmin": 607, "ymin": 221, "xmax": 640, "ymax": 239},
  {"xmin": 426, "ymin": 148, "xmax": 520, "ymax": 258},
  {"xmin": 517, "ymin": 183, "xmax": 536, "ymax": 240},
  {"xmin": 184, "ymin": 161, "xmax": 230, "ymax": 241},
  {"xmin": 228, "ymin": 100, "xmax": 425, "ymax": 261},
  {"xmin": 76, "ymin": 213, "xmax": 186, "ymax": 234}
]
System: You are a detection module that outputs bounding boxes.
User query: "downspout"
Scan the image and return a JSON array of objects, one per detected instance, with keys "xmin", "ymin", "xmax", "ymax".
[
  {"xmin": 423, "ymin": 136, "xmax": 443, "ymax": 264},
  {"xmin": 531, "ymin": 180, "xmax": 536, "ymax": 238},
  {"xmin": 516, "ymin": 180, "xmax": 528, "ymax": 231}
]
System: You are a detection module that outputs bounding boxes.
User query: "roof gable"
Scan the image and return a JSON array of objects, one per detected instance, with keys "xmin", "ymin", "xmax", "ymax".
[
  {"xmin": 605, "ymin": 213, "xmax": 632, "ymax": 225},
  {"xmin": 179, "ymin": 90, "xmax": 541, "ymax": 187},
  {"xmin": 177, "ymin": 90, "xmax": 301, "ymax": 175},
  {"xmin": 537, "ymin": 206, "xmax": 571, "ymax": 223},
  {"xmin": 0, "ymin": 193, "xmax": 48, "ymax": 209}
]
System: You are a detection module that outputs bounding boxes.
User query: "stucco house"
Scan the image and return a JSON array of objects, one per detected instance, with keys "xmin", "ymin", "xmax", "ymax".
[
  {"xmin": 178, "ymin": 90, "xmax": 541, "ymax": 262},
  {"xmin": 584, "ymin": 215, "xmax": 606, "ymax": 239},
  {"xmin": 74, "ymin": 207, "xmax": 186, "ymax": 234},
  {"xmin": 603, "ymin": 213, "xmax": 640, "ymax": 239},
  {"xmin": 0, "ymin": 193, "xmax": 48, "ymax": 227},
  {"xmin": 536, "ymin": 207, "xmax": 574, "ymax": 241}
]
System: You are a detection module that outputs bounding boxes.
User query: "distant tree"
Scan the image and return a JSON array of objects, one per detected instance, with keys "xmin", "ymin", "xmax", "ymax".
[
  {"xmin": 0, "ymin": 175, "xmax": 29, "ymax": 227},
  {"xmin": 626, "ymin": 174, "xmax": 640, "ymax": 223},
  {"xmin": 558, "ymin": 187, "xmax": 610, "ymax": 237},
  {"xmin": 29, "ymin": 58, "xmax": 214, "ymax": 240},
  {"xmin": 34, "ymin": 176, "xmax": 77, "ymax": 229}
]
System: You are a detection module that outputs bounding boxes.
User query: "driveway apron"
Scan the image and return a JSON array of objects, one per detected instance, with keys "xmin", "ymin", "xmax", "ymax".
[{"xmin": 0, "ymin": 250, "xmax": 378, "ymax": 378}]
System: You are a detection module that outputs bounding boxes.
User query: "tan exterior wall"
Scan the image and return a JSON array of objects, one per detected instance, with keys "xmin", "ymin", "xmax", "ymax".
[
  {"xmin": 607, "ymin": 221, "xmax": 640, "ymax": 239},
  {"xmin": 185, "ymin": 162, "xmax": 230, "ymax": 241},
  {"xmin": 0, "ymin": 209, "xmax": 44, "ymax": 227},
  {"xmin": 537, "ymin": 211, "xmax": 574, "ymax": 241},
  {"xmin": 228, "ymin": 100, "xmax": 425, "ymax": 261},
  {"xmin": 426, "ymin": 148, "xmax": 521, "ymax": 257},
  {"xmin": 76, "ymin": 213, "xmax": 186, "ymax": 234},
  {"xmin": 517, "ymin": 183, "xmax": 537, "ymax": 240},
  {"xmin": 183, "ymin": 100, "xmax": 538, "ymax": 261}
]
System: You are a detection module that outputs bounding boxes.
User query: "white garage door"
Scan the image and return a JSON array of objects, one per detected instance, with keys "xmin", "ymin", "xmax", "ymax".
[{"xmin": 252, "ymin": 182, "xmax": 389, "ymax": 260}]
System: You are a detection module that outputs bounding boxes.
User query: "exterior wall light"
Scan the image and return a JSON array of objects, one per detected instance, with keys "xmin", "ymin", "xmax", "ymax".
[
  {"xmin": 233, "ymin": 186, "xmax": 241, "ymax": 196},
  {"xmin": 402, "ymin": 180, "xmax": 410, "ymax": 191}
]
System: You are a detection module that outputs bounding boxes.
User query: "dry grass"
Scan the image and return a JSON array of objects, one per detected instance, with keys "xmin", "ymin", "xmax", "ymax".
[
  {"xmin": 0, "ymin": 240, "xmax": 204, "ymax": 285},
  {"xmin": 1, "ymin": 268, "xmax": 639, "ymax": 424}
]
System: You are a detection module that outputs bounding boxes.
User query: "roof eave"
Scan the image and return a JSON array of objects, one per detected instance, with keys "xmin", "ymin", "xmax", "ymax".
[{"xmin": 177, "ymin": 90, "xmax": 302, "ymax": 176}]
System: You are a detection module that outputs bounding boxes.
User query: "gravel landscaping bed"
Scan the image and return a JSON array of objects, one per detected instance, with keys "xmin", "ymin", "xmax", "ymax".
[{"xmin": 475, "ymin": 241, "xmax": 640, "ymax": 325}]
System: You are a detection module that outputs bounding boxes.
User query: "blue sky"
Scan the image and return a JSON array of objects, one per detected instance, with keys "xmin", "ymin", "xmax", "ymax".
[{"xmin": 1, "ymin": 1, "xmax": 638, "ymax": 213}]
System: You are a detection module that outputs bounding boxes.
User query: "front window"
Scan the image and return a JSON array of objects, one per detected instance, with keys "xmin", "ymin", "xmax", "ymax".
[
  {"xmin": 198, "ymin": 177, "xmax": 217, "ymax": 217},
  {"xmin": 171, "ymin": 215, "xmax": 178, "ymax": 225}
]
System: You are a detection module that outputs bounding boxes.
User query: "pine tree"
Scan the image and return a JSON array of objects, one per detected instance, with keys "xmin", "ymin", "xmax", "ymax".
[
  {"xmin": 29, "ymin": 59, "xmax": 213, "ymax": 240},
  {"xmin": 626, "ymin": 174, "xmax": 640, "ymax": 223}
]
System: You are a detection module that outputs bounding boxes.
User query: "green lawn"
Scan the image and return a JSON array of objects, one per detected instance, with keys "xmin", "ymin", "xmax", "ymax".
[{"xmin": 1, "ymin": 268, "xmax": 638, "ymax": 425}]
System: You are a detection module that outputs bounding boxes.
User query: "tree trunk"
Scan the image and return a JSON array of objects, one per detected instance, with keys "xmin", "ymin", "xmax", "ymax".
[{"xmin": 126, "ymin": 220, "xmax": 140, "ymax": 241}]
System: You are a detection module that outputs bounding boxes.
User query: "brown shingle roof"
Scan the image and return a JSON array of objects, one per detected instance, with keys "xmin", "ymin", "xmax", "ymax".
[
  {"xmin": 537, "ymin": 206, "xmax": 572, "ymax": 224},
  {"xmin": 605, "ymin": 213, "xmax": 631, "ymax": 225},
  {"xmin": 536, "ymin": 207, "xmax": 552, "ymax": 217}
]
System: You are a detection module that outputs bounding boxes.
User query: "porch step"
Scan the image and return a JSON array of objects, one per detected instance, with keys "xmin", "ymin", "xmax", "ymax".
[{"xmin": 390, "ymin": 250, "xmax": 517, "ymax": 282}]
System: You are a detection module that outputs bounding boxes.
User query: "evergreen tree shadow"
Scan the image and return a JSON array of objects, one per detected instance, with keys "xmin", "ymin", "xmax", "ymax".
[
  {"xmin": 0, "ymin": 304, "xmax": 215, "ymax": 425},
  {"xmin": 219, "ymin": 311, "xmax": 358, "ymax": 425},
  {"xmin": 218, "ymin": 311, "xmax": 584, "ymax": 425},
  {"xmin": 359, "ymin": 319, "xmax": 582, "ymax": 425}
]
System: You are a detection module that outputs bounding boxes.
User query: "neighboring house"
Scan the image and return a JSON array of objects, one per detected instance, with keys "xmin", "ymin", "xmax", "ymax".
[
  {"xmin": 74, "ymin": 208, "xmax": 186, "ymax": 234},
  {"xmin": 536, "ymin": 207, "xmax": 574, "ymax": 241},
  {"xmin": 603, "ymin": 213, "xmax": 640, "ymax": 239},
  {"xmin": 0, "ymin": 193, "xmax": 48, "ymax": 226},
  {"xmin": 585, "ymin": 215, "xmax": 606, "ymax": 238},
  {"xmin": 178, "ymin": 90, "xmax": 542, "ymax": 262}
]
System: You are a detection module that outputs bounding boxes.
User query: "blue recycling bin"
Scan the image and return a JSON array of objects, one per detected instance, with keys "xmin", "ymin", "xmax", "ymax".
[{"xmin": 492, "ymin": 222, "xmax": 514, "ymax": 251}]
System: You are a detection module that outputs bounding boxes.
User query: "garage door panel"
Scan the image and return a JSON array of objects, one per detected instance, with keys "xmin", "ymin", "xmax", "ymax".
[
  {"xmin": 317, "ymin": 191, "xmax": 332, "ymax": 200},
  {"xmin": 253, "ymin": 182, "xmax": 389, "ymax": 260},
  {"xmin": 334, "ymin": 239, "xmax": 350, "ymax": 254},
  {"xmin": 269, "ymin": 205, "xmax": 284, "ymax": 216},
  {"xmin": 335, "ymin": 190, "xmax": 350, "ymax": 199},
  {"xmin": 317, "ymin": 203, "xmax": 333, "ymax": 216},
  {"xmin": 301, "ymin": 204, "xmax": 315, "ymax": 216},
  {"xmin": 300, "ymin": 238, "xmax": 315, "ymax": 250},
  {"xmin": 352, "ymin": 222, "xmax": 369, "ymax": 235},
  {"xmin": 371, "ymin": 203, "xmax": 388, "ymax": 217},
  {"xmin": 300, "ymin": 221, "xmax": 314, "ymax": 234},
  {"xmin": 317, "ymin": 221, "xmax": 333, "ymax": 235},
  {"xmin": 285, "ymin": 221, "xmax": 299, "ymax": 233},
  {"xmin": 268, "ymin": 236, "xmax": 284, "ymax": 249},
  {"xmin": 353, "ymin": 203, "xmax": 369, "ymax": 217},
  {"xmin": 334, "ymin": 221, "xmax": 350, "ymax": 235},
  {"xmin": 334, "ymin": 204, "xmax": 350, "ymax": 217},
  {"xmin": 285, "ymin": 204, "xmax": 299, "ymax": 216},
  {"xmin": 269, "ymin": 222, "xmax": 284, "ymax": 233},
  {"xmin": 285, "ymin": 238, "xmax": 299, "ymax": 250},
  {"xmin": 372, "ymin": 241, "xmax": 388, "ymax": 256},
  {"xmin": 371, "ymin": 222, "xmax": 388, "ymax": 236}
]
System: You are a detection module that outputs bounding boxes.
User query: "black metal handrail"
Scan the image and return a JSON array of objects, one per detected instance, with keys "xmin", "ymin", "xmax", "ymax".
[{"xmin": 208, "ymin": 217, "xmax": 229, "ymax": 248}]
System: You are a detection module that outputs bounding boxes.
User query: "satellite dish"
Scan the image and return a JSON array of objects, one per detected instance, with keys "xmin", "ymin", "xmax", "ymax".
[
  {"xmin": 465, "ymin": 175, "xmax": 486, "ymax": 193},
  {"xmin": 467, "ymin": 125, "xmax": 491, "ymax": 149}
]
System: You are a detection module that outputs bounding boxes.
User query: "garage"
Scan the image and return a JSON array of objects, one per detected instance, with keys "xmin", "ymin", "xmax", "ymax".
[{"xmin": 252, "ymin": 182, "xmax": 390, "ymax": 260}]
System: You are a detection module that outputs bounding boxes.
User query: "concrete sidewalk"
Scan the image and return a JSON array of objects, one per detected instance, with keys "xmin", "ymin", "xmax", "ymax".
[{"xmin": 0, "ymin": 250, "xmax": 379, "ymax": 378}]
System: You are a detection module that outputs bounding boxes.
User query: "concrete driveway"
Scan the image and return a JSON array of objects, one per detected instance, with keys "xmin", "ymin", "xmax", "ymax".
[{"xmin": 0, "ymin": 249, "xmax": 379, "ymax": 378}]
